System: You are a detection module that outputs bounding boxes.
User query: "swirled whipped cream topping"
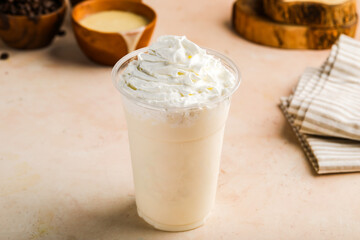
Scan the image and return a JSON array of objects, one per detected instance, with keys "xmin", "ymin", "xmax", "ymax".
[{"xmin": 119, "ymin": 35, "xmax": 236, "ymax": 107}]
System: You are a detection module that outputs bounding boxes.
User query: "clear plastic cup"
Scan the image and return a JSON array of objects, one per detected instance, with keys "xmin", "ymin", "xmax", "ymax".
[{"xmin": 112, "ymin": 47, "xmax": 241, "ymax": 231}]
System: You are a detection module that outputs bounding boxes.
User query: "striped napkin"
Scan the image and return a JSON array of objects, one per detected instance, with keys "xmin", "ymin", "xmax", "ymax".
[{"xmin": 280, "ymin": 35, "xmax": 360, "ymax": 174}]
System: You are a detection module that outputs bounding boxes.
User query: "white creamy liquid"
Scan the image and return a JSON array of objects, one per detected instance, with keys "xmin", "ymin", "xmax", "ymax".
[
  {"xmin": 80, "ymin": 10, "xmax": 148, "ymax": 32},
  {"xmin": 80, "ymin": 10, "xmax": 148, "ymax": 53},
  {"xmin": 121, "ymin": 27, "xmax": 146, "ymax": 53},
  {"xmin": 117, "ymin": 36, "xmax": 237, "ymax": 231},
  {"xmin": 123, "ymin": 98, "xmax": 230, "ymax": 231}
]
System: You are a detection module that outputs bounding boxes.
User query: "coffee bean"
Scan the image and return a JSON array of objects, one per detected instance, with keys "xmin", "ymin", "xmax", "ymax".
[
  {"xmin": 0, "ymin": 0, "xmax": 62, "ymax": 16},
  {"xmin": 0, "ymin": 52, "xmax": 9, "ymax": 60},
  {"xmin": 57, "ymin": 29, "xmax": 66, "ymax": 37}
]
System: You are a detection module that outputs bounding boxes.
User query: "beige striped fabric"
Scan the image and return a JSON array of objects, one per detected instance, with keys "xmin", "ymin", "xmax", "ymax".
[
  {"xmin": 281, "ymin": 98, "xmax": 360, "ymax": 174},
  {"xmin": 280, "ymin": 34, "xmax": 360, "ymax": 174},
  {"xmin": 288, "ymin": 35, "xmax": 360, "ymax": 141}
]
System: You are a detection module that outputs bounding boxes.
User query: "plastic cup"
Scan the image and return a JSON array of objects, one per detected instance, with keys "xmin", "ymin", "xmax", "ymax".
[{"xmin": 112, "ymin": 47, "xmax": 240, "ymax": 231}]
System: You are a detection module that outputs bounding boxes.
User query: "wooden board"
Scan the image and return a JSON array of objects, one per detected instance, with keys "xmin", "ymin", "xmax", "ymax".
[
  {"xmin": 232, "ymin": 0, "xmax": 357, "ymax": 49},
  {"xmin": 263, "ymin": 0, "xmax": 357, "ymax": 27}
]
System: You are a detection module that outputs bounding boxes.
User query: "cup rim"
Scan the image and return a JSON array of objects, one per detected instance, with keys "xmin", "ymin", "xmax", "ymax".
[
  {"xmin": 112, "ymin": 47, "xmax": 241, "ymax": 111},
  {"xmin": 71, "ymin": 0, "xmax": 157, "ymax": 35}
]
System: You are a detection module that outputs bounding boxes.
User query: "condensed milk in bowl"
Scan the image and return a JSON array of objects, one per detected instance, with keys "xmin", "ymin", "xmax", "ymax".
[{"xmin": 72, "ymin": 0, "xmax": 156, "ymax": 65}]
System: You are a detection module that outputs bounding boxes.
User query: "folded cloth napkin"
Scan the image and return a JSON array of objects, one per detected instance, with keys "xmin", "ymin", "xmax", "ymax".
[
  {"xmin": 288, "ymin": 35, "xmax": 360, "ymax": 141},
  {"xmin": 281, "ymin": 34, "xmax": 360, "ymax": 174},
  {"xmin": 281, "ymin": 98, "xmax": 360, "ymax": 174}
]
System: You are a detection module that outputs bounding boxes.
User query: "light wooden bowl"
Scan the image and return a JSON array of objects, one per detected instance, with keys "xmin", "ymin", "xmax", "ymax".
[
  {"xmin": 71, "ymin": 0, "xmax": 156, "ymax": 66},
  {"xmin": 0, "ymin": 0, "xmax": 67, "ymax": 49}
]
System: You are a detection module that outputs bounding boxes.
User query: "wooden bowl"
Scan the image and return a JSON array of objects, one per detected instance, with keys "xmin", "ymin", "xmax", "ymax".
[
  {"xmin": 0, "ymin": 0, "xmax": 67, "ymax": 49},
  {"xmin": 72, "ymin": 0, "xmax": 156, "ymax": 66}
]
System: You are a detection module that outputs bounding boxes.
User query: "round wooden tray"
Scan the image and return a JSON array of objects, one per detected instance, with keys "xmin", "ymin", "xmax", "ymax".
[{"xmin": 232, "ymin": 0, "xmax": 358, "ymax": 49}]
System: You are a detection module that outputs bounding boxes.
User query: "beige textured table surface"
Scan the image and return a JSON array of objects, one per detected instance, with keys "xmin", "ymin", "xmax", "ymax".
[{"xmin": 1, "ymin": 0, "xmax": 360, "ymax": 239}]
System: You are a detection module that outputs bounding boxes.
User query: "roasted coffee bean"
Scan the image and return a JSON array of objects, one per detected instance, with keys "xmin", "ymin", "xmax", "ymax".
[
  {"xmin": 0, "ymin": 52, "xmax": 9, "ymax": 60},
  {"xmin": 0, "ymin": 0, "xmax": 62, "ymax": 16},
  {"xmin": 57, "ymin": 29, "xmax": 66, "ymax": 37}
]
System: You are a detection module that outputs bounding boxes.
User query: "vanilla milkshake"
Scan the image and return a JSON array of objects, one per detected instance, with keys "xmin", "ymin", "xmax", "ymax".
[{"xmin": 112, "ymin": 36, "xmax": 240, "ymax": 231}]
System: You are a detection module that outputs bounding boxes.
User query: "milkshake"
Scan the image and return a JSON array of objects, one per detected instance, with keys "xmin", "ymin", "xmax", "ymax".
[{"xmin": 112, "ymin": 36, "xmax": 240, "ymax": 231}]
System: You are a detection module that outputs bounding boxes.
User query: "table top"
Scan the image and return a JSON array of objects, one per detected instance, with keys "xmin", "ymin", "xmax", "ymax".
[{"xmin": 1, "ymin": 0, "xmax": 360, "ymax": 239}]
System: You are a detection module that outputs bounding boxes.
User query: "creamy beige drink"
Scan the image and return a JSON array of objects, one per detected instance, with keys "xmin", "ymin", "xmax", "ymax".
[{"xmin": 112, "ymin": 36, "xmax": 240, "ymax": 231}]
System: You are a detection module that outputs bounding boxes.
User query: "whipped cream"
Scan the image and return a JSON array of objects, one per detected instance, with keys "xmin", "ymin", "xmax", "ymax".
[{"xmin": 119, "ymin": 35, "xmax": 236, "ymax": 108}]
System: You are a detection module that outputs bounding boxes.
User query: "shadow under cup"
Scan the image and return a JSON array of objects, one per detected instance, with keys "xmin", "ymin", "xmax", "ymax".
[{"xmin": 112, "ymin": 48, "xmax": 241, "ymax": 231}]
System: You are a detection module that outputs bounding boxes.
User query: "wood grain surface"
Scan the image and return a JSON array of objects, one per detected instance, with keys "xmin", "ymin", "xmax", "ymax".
[
  {"xmin": 263, "ymin": 0, "xmax": 357, "ymax": 27},
  {"xmin": 232, "ymin": 0, "xmax": 358, "ymax": 49}
]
